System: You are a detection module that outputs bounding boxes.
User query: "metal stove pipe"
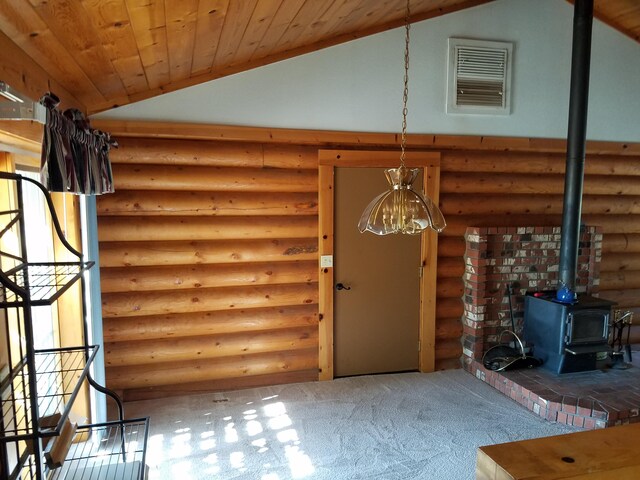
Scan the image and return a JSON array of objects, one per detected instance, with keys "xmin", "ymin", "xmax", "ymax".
[{"xmin": 559, "ymin": 0, "xmax": 594, "ymax": 292}]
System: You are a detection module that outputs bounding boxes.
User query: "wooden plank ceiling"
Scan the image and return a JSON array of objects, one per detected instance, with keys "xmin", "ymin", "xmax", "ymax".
[{"xmin": 0, "ymin": 0, "xmax": 638, "ymax": 115}]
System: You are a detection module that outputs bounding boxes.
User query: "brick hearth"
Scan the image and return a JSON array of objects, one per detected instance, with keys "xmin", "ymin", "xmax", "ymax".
[
  {"xmin": 461, "ymin": 225, "xmax": 640, "ymax": 429},
  {"xmin": 467, "ymin": 354, "xmax": 640, "ymax": 429}
]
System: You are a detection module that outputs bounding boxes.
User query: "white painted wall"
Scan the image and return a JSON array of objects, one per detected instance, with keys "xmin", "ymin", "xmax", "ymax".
[{"xmin": 94, "ymin": 0, "xmax": 640, "ymax": 142}]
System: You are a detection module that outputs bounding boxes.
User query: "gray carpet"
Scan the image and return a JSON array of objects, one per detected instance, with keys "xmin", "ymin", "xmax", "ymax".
[{"xmin": 125, "ymin": 370, "xmax": 577, "ymax": 480}]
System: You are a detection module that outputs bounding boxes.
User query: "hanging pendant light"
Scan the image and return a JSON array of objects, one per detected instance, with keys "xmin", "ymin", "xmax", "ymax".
[{"xmin": 358, "ymin": 0, "xmax": 446, "ymax": 236}]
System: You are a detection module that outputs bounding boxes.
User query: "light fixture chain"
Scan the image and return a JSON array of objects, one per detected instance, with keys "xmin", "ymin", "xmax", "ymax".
[
  {"xmin": 358, "ymin": 0, "xmax": 446, "ymax": 236},
  {"xmin": 400, "ymin": 0, "xmax": 411, "ymax": 168}
]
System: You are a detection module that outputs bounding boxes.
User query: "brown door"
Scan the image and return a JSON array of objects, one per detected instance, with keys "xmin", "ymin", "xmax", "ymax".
[{"xmin": 334, "ymin": 167, "xmax": 421, "ymax": 377}]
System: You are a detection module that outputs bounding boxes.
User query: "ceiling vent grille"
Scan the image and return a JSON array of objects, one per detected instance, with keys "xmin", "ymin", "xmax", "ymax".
[{"xmin": 447, "ymin": 38, "xmax": 513, "ymax": 115}]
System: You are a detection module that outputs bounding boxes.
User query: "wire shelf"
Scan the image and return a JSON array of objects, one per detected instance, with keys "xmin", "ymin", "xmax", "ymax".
[
  {"xmin": 13, "ymin": 452, "xmax": 39, "ymax": 480},
  {"xmin": 0, "ymin": 262, "xmax": 94, "ymax": 307},
  {"xmin": 8, "ymin": 419, "xmax": 149, "ymax": 480},
  {"xmin": 49, "ymin": 419, "xmax": 149, "ymax": 480},
  {"xmin": 1, "ymin": 347, "xmax": 98, "ymax": 441}
]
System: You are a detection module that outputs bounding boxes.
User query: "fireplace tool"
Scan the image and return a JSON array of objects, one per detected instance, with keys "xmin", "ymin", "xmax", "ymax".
[
  {"xmin": 483, "ymin": 285, "xmax": 542, "ymax": 371},
  {"xmin": 609, "ymin": 310, "xmax": 633, "ymax": 369}
]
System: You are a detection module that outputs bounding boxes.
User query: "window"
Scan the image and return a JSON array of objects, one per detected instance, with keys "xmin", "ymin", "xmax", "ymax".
[{"xmin": 16, "ymin": 168, "xmax": 58, "ymax": 350}]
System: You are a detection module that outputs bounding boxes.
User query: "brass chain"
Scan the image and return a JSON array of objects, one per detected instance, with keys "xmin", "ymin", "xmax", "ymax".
[{"xmin": 399, "ymin": 0, "xmax": 411, "ymax": 169}]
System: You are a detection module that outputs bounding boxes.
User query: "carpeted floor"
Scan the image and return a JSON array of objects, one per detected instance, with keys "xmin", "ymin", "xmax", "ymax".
[{"xmin": 125, "ymin": 370, "xmax": 578, "ymax": 480}]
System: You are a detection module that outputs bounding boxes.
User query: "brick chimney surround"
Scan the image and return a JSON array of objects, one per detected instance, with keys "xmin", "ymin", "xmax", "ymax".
[{"xmin": 458, "ymin": 226, "xmax": 640, "ymax": 429}]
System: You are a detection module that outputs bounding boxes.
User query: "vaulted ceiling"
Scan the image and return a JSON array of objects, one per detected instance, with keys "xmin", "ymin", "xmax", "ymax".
[{"xmin": 0, "ymin": 0, "xmax": 638, "ymax": 116}]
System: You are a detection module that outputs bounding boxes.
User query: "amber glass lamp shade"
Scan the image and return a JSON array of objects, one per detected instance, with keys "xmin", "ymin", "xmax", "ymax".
[{"xmin": 358, "ymin": 166, "xmax": 446, "ymax": 235}]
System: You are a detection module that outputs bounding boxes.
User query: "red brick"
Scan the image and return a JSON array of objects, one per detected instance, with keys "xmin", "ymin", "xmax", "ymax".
[
  {"xmin": 572, "ymin": 416, "xmax": 585, "ymax": 428},
  {"xmin": 562, "ymin": 396, "xmax": 578, "ymax": 415},
  {"xmin": 577, "ymin": 398, "xmax": 593, "ymax": 417}
]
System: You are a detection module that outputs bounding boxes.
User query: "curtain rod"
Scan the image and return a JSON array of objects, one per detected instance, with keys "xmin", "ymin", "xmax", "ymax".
[{"xmin": 0, "ymin": 81, "xmax": 46, "ymax": 124}]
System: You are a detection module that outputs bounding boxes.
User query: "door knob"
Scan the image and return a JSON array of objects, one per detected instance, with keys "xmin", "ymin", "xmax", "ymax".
[{"xmin": 336, "ymin": 282, "xmax": 351, "ymax": 291}]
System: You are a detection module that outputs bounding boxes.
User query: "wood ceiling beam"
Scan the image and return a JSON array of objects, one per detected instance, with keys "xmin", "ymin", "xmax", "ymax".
[
  {"xmin": 0, "ymin": 0, "xmax": 636, "ymax": 116},
  {"xmin": 570, "ymin": 0, "xmax": 640, "ymax": 43},
  {"xmin": 89, "ymin": 0, "xmax": 493, "ymax": 114},
  {"xmin": 0, "ymin": 30, "xmax": 85, "ymax": 112}
]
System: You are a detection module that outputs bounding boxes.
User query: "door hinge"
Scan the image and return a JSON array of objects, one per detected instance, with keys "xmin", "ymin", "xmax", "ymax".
[
  {"xmin": 419, "ymin": 266, "xmax": 424, "ymax": 278},
  {"xmin": 418, "ymin": 340, "xmax": 421, "ymax": 352}
]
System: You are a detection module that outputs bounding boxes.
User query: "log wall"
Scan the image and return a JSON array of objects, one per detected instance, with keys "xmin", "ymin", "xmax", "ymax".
[
  {"xmin": 438, "ymin": 150, "xmax": 640, "ymax": 366},
  {"xmin": 96, "ymin": 124, "xmax": 640, "ymax": 396},
  {"xmin": 98, "ymin": 138, "xmax": 319, "ymax": 400}
]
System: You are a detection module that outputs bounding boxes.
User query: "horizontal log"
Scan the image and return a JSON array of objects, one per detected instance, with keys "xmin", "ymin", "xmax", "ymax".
[
  {"xmin": 102, "ymin": 282, "xmax": 319, "ymax": 318},
  {"xmin": 438, "ymin": 215, "xmax": 579, "ymax": 237},
  {"xmin": 437, "ymin": 257, "xmax": 465, "ymax": 278},
  {"xmin": 599, "ymin": 253, "xmax": 640, "ymax": 272},
  {"xmin": 631, "ymin": 325, "xmax": 640, "ymax": 344},
  {"xmin": 435, "ymin": 317, "xmax": 463, "ymax": 340},
  {"xmin": 593, "ymin": 289, "xmax": 640, "ymax": 309},
  {"xmin": 106, "ymin": 347, "xmax": 318, "ymax": 390},
  {"xmin": 99, "ymin": 238, "xmax": 318, "ymax": 267},
  {"xmin": 103, "ymin": 304, "xmax": 318, "ymax": 342},
  {"xmin": 599, "ymin": 271, "xmax": 640, "ymax": 291},
  {"xmin": 97, "ymin": 191, "xmax": 318, "ymax": 216},
  {"xmin": 121, "ymin": 369, "xmax": 318, "ymax": 401},
  {"xmin": 440, "ymin": 214, "xmax": 640, "ymax": 237},
  {"xmin": 110, "ymin": 138, "xmax": 264, "ymax": 167},
  {"xmin": 435, "ymin": 357, "xmax": 462, "ymax": 371},
  {"xmin": 263, "ymin": 144, "xmax": 318, "ymax": 169},
  {"xmin": 105, "ymin": 326, "xmax": 318, "ymax": 366},
  {"xmin": 436, "ymin": 277, "xmax": 464, "ymax": 298},
  {"xmin": 435, "ymin": 339, "xmax": 462, "ymax": 360},
  {"xmin": 441, "ymin": 152, "xmax": 640, "ymax": 176},
  {"xmin": 441, "ymin": 172, "xmax": 640, "ymax": 196},
  {"xmin": 436, "ymin": 297, "xmax": 463, "ymax": 318},
  {"xmin": 603, "ymin": 234, "xmax": 640, "ymax": 253},
  {"xmin": 112, "ymin": 164, "xmax": 317, "ymax": 192},
  {"xmin": 101, "ymin": 261, "xmax": 318, "ymax": 293},
  {"xmin": 439, "ymin": 236, "xmax": 465, "ymax": 257},
  {"xmin": 440, "ymin": 194, "xmax": 640, "ymax": 216},
  {"xmin": 98, "ymin": 216, "xmax": 318, "ymax": 242}
]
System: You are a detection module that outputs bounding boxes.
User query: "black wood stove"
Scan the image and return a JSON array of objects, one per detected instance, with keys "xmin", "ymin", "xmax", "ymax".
[
  {"xmin": 522, "ymin": 0, "xmax": 612, "ymax": 375},
  {"xmin": 524, "ymin": 292, "xmax": 614, "ymax": 374}
]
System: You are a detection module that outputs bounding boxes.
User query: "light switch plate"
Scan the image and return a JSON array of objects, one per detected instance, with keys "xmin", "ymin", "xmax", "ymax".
[{"xmin": 320, "ymin": 255, "xmax": 333, "ymax": 268}]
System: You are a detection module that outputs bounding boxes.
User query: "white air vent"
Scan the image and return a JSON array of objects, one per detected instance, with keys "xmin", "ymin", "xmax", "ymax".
[{"xmin": 447, "ymin": 38, "xmax": 513, "ymax": 115}]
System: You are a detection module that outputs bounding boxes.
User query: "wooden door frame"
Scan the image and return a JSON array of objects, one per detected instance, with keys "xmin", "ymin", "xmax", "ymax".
[{"xmin": 317, "ymin": 150, "xmax": 441, "ymax": 380}]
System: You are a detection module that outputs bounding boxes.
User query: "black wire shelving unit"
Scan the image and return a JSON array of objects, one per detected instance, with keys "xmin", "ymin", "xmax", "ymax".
[
  {"xmin": 0, "ymin": 262, "xmax": 95, "ymax": 307},
  {"xmin": 0, "ymin": 172, "xmax": 148, "ymax": 480},
  {"xmin": 16, "ymin": 419, "xmax": 150, "ymax": 480},
  {"xmin": 0, "ymin": 346, "xmax": 98, "ymax": 440}
]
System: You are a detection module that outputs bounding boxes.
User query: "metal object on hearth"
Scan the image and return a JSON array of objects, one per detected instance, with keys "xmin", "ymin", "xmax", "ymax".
[{"xmin": 610, "ymin": 310, "xmax": 633, "ymax": 369}]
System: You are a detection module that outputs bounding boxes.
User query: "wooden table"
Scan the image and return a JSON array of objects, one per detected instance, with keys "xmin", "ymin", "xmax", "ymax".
[{"xmin": 477, "ymin": 423, "xmax": 640, "ymax": 479}]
